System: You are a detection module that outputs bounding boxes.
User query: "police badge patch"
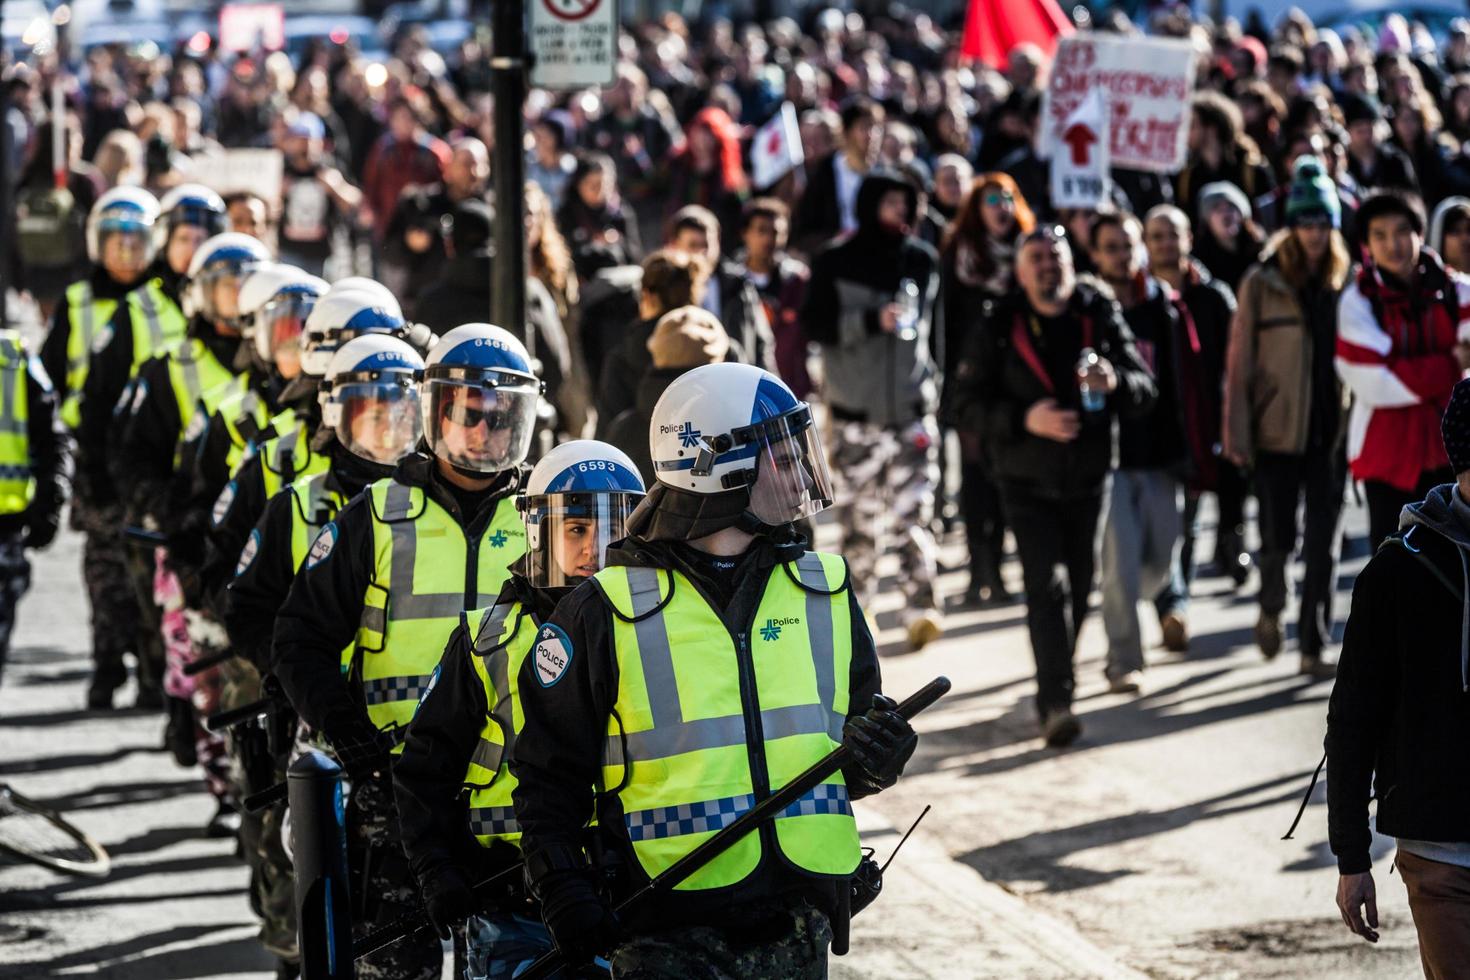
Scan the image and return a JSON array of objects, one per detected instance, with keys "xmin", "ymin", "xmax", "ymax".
[
  {"xmin": 235, "ymin": 529, "xmax": 260, "ymax": 576},
  {"xmin": 212, "ymin": 481, "xmax": 237, "ymax": 527},
  {"xmin": 305, "ymin": 522, "xmax": 337, "ymax": 570},
  {"xmin": 533, "ymin": 624, "xmax": 573, "ymax": 687}
]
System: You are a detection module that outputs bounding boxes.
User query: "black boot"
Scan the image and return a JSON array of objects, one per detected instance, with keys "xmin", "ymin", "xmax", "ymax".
[{"xmin": 163, "ymin": 695, "xmax": 198, "ymax": 766}]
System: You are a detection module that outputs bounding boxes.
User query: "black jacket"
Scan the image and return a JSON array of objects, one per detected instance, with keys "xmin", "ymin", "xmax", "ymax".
[
  {"xmin": 604, "ymin": 366, "xmax": 685, "ymax": 487},
  {"xmin": 38, "ymin": 265, "xmax": 140, "ymax": 423},
  {"xmin": 947, "ymin": 281, "xmax": 1157, "ymax": 499},
  {"xmin": 223, "ymin": 448, "xmax": 383, "ymax": 670},
  {"xmin": 273, "ymin": 452, "xmax": 520, "ymax": 747},
  {"xmin": 75, "ymin": 266, "xmax": 185, "ymax": 506},
  {"xmin": 790, "ymin": 153, "xmax": 844, "ymax": 259},
  {"xmin": 511, "ymin": 534, "xmax": 885, "ymax": 933},
  {"xmin": 707, "ymin": 259, "xmax": 776, "ymax": 374},
  {"xmin": 394, "ymin": 575, "xmax": 565, "ymax": 889},
  {"xmin": 1327, "ymin": 484, "xmax": 1470, "ymax": 875},
  {"xmin": 114, "ymin": 320, "xmax": 243, "ymax": 526}
]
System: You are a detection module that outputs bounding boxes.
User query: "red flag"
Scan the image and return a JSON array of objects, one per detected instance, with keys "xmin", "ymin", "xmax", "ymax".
[{"xmin": 960, "ymin": 0, "xmax": 1073, "ymax": 69}]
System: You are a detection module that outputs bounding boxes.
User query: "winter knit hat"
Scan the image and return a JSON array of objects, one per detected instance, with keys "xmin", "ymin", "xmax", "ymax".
[
  {"xmin": 1198, "ymin": 181, "xmax": 1252, "ymax": 225},
  {"xmin": 1443, "ymin": 377, "xmax": 1470, "ymax": 475},
  {"xmin": 1285, "ymin": 156, "xmax": 1341, "ymax": 228},
  {"xmin": 647, "ymin": 306, "xmax": 730, "ymax": 370}
]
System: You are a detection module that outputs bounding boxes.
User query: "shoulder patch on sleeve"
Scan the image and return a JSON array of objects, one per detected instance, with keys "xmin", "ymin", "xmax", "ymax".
[
  {"xmin": 128, "ymin": 380, "xmax": 149, "ymax": 415},
  {"xmin": 27, "ymin": 355, "xmax": 53, "ymax": 393},
  {"xmin": 212, "ymin": 481, "xmax": 237, "ymax": 527},
  {"xmin": 235, "ymin": 529, "xmax": 260, "ymax": 576},
  {"xmin": 416, "ymin": 663, "xmax": 442, "ymax": 711},
  {"xmin": 183, "ymin": 407, "xmax": 209, "ymax": 443},
  {"xmin": 90, "ymin": 323, "xmax": 115, "ymax": 355},
  {"xmin": 305, "ymin": 522, "xmax": 338, "ymax": 570},
  {"xmin": 533, "ymin": 623, "xmax": 573, "ymax": 688}
]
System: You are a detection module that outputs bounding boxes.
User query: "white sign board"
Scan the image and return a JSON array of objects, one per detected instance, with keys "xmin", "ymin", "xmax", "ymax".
[
  {"xmin": 1039, "ymin": 33, "xmax": 1196, "ymax": 174},
  {"xmin": 219, "ymin": 3, "xmax": 285, "ymax": 53},
  {"xmin": 186, "ymin": 149, "xmax": 284, "ymax": 207},
  {"xmin": 530, "ymin": 0, "xmax": 617, "ymax": 90},
  {"xmin": 1051, "ymin": 88, "xmax": 1110, "ymax": 210}
]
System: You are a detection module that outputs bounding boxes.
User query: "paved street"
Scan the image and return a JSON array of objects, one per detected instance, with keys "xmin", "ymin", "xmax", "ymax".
[{"xmin": 0, "ymin": 497, "xmax": 1425, "ymax": 979}]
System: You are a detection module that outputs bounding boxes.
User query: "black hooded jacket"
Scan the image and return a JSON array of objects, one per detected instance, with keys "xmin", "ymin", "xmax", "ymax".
[
  {"xmin": 947, "ymin": 279, "xmax": 1157, "ymax": 499},
  {"xmin": 802, "ymin": 170, "xmax": 942, "ymax": 428},
  {"xmin": 511, "ymin": 533, "xmax": 884, "ymax": 933}
]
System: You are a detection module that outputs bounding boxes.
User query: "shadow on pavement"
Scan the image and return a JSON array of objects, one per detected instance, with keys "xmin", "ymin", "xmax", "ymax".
[
  {"xmin": 0, "ymin": 922, "xmax": 271, "ymax": 978},
  {"xmin": 0, "ymin": 849, "xmax": 244, "ymax": 910},
  {"xmin": 0, "ymin": 743, "xmax": 155, "ymax": 776},
  {"xmin": 38, "ymin": 778, "xmax": 202, "ymax": 814},
  {"xmin": 959, "ymin": 769, "xmax": 1313, "ymax": 893}
]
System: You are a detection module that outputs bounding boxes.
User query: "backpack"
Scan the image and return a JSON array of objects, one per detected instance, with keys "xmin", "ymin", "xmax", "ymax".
[{"xmin": 16, "ymin": 184, "xmax": 83, "ymax": 270}]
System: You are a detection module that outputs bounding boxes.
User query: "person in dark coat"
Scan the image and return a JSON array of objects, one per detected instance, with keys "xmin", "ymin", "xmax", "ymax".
[
  {"xmin": 605, "ymin": 306, "xmax": 731, "ymax": 486},
  {"xmin": 557, "ymin": 151, "xmax": 643, "ymax": 281},
  {"xmin": 1327, "ymin": 378, "xmax": 1470, "ymax": 971},
  {"xmin": 666, "ymin": 205, "xmax": 776, "ymax": 373}
]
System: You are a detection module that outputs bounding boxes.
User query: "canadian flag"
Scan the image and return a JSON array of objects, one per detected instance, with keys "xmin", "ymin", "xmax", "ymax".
[{"xmin": 750, "ymin": 102, "xmax": 805, "ymax": 191}]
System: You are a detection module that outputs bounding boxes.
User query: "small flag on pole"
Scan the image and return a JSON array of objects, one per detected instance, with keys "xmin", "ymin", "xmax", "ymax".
[{"xmin": 750, "ymin": 102, "xmax": 805, "ymax": 191}]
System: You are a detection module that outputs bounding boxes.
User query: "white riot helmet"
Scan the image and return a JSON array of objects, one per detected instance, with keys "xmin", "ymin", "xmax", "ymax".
[
  {"xmin": 86, "ymin": 186, "xmax": 160, "ymax": 266},
  {"xmin": 300, "ymin": 285, "xmax": 408, "ymax": 378},
  {"xmin": 518, "ymin": 440, "xmax": 645, "ymax": 588},
  {"xmin": 155, "ymin": 183, "xmax": 227, "ymax": 255},
  {"xmin": 238, "ymin": 266, "xmax": 329, "ymax": 367},
  {"xmin": 639, "ymin": 363, "xmax": 833, "ymax": 536},
  {"xmin": 183, "ymin": 233, "xmax": 271, "ymax": 327},
  {"xmin": 321, "ymin": 335, "xmax": 424, "ymax": 467},
  {"xmin": 420, "ymin": 324, "xmax": 542, "ymax": 475}
]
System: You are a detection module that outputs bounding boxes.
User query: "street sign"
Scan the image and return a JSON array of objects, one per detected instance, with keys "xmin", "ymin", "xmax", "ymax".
[
  {"xmin": 530, "ymin": 0, "xmax": 617, "ymax": 90},
  {"xmin": 1051, "ymin": 88, "xmax": 1110, "ymax": 210}
]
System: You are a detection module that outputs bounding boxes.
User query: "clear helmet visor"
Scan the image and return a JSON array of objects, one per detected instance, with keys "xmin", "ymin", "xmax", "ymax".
[
  {"xmin": 520, "ymin": 492, "xmax": 641, "ymax": 588},
  {"xmin": 196, "ymin": 259, "xmax": 262, "ymax": 326},
  {"xmin": 255, "ymin": 292, "xmax": 316, "ymax": 373},
  {"xmin": 326, "ymin": 381, "xmax": 422, "ymax": 466},
  {"xmin": 422, "ymin": 378, "xmax": 539, "ymax": 474},
  {"xmin": 741, "ymin": 409, "xmax": 835, "ymax": 526}
]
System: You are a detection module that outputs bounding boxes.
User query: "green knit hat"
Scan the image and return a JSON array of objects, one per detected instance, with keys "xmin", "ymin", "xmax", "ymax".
[{"xmin": 1285, "ymin": 156, "xmax": 1341, "ymax": 228}]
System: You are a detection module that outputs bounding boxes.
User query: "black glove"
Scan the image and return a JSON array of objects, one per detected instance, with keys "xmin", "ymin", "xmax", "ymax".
[
  {"xmin": 24, "ymin": 515, "xmax": 58, "ymax": 551},
  {"xmin": 331, "ymin": 722, "xmax": 395, "ymax": 783},
  {"xmin": 536, "ymin": 869, "xmax": 619, "ymax": 966},
  {"xmin": 844, "ymin": 694, "xmax": 917, "ymax": 791},
  {"xmin": 422, "ymin": 867, "xmax": 476, "ymax": 940}
]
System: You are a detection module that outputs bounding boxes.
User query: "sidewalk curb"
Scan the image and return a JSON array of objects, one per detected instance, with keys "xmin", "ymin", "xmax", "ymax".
[{"xmin": 855, "ymin": 810, "xmax": 1146, "ymax": 979}]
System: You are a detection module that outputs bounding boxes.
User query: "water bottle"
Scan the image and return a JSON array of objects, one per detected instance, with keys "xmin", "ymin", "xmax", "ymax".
[
  {"xmin": 1076, "ymin": 348, "xmax": 1105, "ymax": 413},
  {"xmin": 895, "ymin": 278, "xmax": 920, "ymax": 341}
]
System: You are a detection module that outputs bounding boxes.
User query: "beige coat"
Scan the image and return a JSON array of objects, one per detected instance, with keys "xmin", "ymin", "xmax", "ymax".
[{"xmin": 1223, "ymin": 254, "xmax": 1349, "ymax": 460}]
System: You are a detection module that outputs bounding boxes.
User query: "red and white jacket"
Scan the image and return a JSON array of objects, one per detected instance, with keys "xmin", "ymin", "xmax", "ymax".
[{"xmin": 1335, "ymin": 252, "xmax": 1470, "ymax": 491}]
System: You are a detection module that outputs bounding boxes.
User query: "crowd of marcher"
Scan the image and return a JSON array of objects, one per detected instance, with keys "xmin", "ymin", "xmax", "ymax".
[{"xmin": 6, "ymin": 2, "xmax": 1470, "ymax": 975}]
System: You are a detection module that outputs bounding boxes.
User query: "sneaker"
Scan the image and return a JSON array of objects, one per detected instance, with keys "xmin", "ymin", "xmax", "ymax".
[
  {"xmin": 1160, "ymin": 613, "xmax": 1189, "ymax": 653},
  {"xmin": 1256, "ymin": 614, "xmax": 1283, "ymax": 660},
  {"xmin": 1299, "ymin": 656, "xmax": 1337, "ymax": 681},
  {"xmin": 1107, "ymin": 671, "xmax": 1143, "ymax": 695},
  {"xmin": 906, "ymin": 612, "xmax": 944, "ymax": 652},
  {"xmin": 1042, "ymin": 709, "xmax": 1082, "ymax": 748},
  {"xmin": 205, "ymin": 800, "xmax": 242, "ymax": 839}
]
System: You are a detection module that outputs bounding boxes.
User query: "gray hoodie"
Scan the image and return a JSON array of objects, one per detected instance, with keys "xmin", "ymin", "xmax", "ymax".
[{"xmin": 1399, "ymin": 482, "xmax": 1470, "ymax": 692}]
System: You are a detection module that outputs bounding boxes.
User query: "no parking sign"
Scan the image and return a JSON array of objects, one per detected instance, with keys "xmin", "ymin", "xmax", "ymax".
[{"xmin": 531, "ymin": 0, "xmax": 617, "ymax": 90}]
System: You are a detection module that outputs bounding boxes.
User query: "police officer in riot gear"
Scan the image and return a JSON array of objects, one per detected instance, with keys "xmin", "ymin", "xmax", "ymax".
[
  {"xmin": 394, "ymin": 439, "xmax": 644, "ymax": 977},
  {"xmin": 513, "ymin": 363, "xmax": 919, "ymax": 977},
  {"xmin": 273, "ymin": 323, "xmax": 542, "ymax": 980}
]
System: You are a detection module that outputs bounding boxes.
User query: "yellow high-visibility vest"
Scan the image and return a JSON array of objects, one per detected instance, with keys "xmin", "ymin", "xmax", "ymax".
[
  {"xmin": 591, "ymin": 552, "xmax": 861, "ymax": 891},
  {"xmin": 353, "ymin": 479, "xmax": 526, "ymax": 746},
  {"xmin": 459, "ymin": 599, "xmax": 537, "ymax": 847},
  {"xmin": 0, "ymin": 330, "xmax": 35, "ymax": 515}
]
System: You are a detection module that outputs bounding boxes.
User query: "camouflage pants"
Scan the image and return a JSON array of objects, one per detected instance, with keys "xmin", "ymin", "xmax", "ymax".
[
  {"xmin": 609, "ymin": 902, "xmax": 831, "ymax": 980},
  {"xmin": 0, "ymin": 533, "xmax": 30, "ymax": 676},
  {"xmin": 72, "ymin": 501, "xmax": 141, "ymax": 692},
  {"xmin": 348, "ymin": 782, "xmax": 446, "ymax": 980},
  {"xmin": 121, "ymin": 538, "xmax": 165, "ymax": 697},
  {"xmin": 830, "ymin": 417, "xmax": 941, "ymax": 617}
]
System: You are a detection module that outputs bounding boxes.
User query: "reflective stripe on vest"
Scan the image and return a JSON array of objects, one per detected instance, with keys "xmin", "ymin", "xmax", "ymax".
[
  {"xmin": 128, "ymin": 279, "xmax": 186, "ymax": 367},
  {"xmin": 166, "ymin": 338, "xmax": 239, "ymax": 441},
  {"xmin": 60, "ymin": 282, "xmax": 120, "ymax": 428},
  {"xmin": 355, "ymin": 479, "xmax": 526, "ymax": 744},
  {"xmin": 594, "ymin": 552, "xmax": 860, "ymax": 890},
  {"xmin": 461, "ymin": 599, "xmax": 530, "ymax": 847},
  {"xmin": 216, "ymin": 389, "xmax": 278, "ymax": 472},
  {"xmin": 0, "ymin": 332, "xmax": 34, "ymax": 515},
  {"xmin": 288, "ymin": 471, "xmax": 347, "ymax": 569},
  {"xmin": 261, "ymin": 421, "xmax": 323, "ymax": 500}
]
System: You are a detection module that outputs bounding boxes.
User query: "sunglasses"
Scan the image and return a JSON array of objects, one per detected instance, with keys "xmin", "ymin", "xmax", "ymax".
[
  {"xmin": 983, "ymin": 191, "xmax": 1015, "ymax": 207},
  {"xmin": 443, "ymin": 401, "xmax": 507, "ymax": 429}
]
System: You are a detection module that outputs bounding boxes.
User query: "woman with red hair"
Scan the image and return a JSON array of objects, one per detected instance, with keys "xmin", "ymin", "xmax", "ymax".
[
  {"xmin": 940, "ymin": 173, "xmax": 1036, "ymax": 606},
  {"xmin": 665, "ymin": 106, "xmax": 749, "ymax": 252}
]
